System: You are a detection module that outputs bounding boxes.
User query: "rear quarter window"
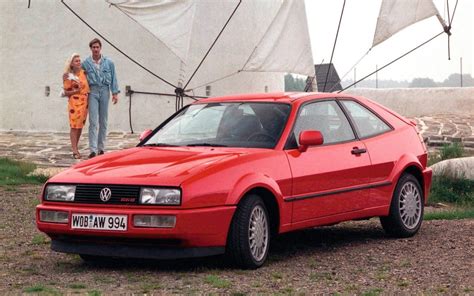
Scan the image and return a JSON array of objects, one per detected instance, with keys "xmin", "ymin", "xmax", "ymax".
[{"xmin": 341, "ymin": 100, "xmax": 391, "ymax": 138}]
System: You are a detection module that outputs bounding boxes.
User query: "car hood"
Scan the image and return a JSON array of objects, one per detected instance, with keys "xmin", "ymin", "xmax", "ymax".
[{"xmin": 50, "ymin": 147, "xmax": 249, "ymax": 186}]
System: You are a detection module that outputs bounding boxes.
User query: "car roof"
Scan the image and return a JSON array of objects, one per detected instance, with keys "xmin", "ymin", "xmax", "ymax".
[{"xmin": 195, "ymin": 92, "xmax": 354, "ymax": 104}]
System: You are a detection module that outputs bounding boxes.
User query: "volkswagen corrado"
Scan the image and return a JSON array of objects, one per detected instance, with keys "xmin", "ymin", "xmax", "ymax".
[{"xmin": 36, "ymin": 92, "xmax": 432, "ymax": 269}]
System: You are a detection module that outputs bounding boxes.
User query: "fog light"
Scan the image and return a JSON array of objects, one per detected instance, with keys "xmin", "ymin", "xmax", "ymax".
[
  {"xmin": 133, "ymin": 215, "xmax": 176, "ymax": 228},
  {"xmin": 39, "ymin": 210, "xmax": 69, "ymax": 224}
]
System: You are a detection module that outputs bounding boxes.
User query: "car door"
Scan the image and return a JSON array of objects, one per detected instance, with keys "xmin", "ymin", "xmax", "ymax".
[
  {"xmin": 285, "ymin": 100, "xmax": 372, "ymax": 223},
  {"xmin": 340, "ymin": 99, "xmax": 394, "ymax": 208}
]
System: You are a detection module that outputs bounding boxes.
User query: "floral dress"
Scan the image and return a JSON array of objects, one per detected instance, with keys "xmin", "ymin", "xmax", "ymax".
[{"xmin": 64, "ymin": 69, "xmax": 89, "ymax": 128}]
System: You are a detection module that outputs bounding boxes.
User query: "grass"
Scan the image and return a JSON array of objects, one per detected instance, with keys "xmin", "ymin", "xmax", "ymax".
[
  {"xmin": 427, "ymin": 143, "xmax": 473, "ymax": 211},
  {"xmin": 69, "ymin": 283, "xmax": 86, "ymax": 289},
  {"xmin": 0, "ymin": 157, "xmax": 48, "ymax": 186},
  {"xmin": 140, "ymin": 283, "xmax": 162, "ymax": 294},
  {"xmin": 23, "ymin": 284, "xmax": 59, "ymax": 295},
  {"xmin": 429, "ymin": 175, "xmax": 474, "ymax": 207},
  {"xmin": 427, "ymin": 169, "xmax": 473, "ymax": 221},
  {"xmin": 205, "ymin": 274, "xmax": 231, "ymax": 289},
  {"xmin": 362, "ymin": 288, "xmax": 384, "ymax": 296},
  {"xmin": 425, "ymin": 208, "xmax": 474, "ymax": 220},
  {"xmin": 31, "ymin": 234, "xmax": 48, "ymax": 245},
  {"xmin": 428, "ymin": 143, "xmax": 465, "ymax": 166}
]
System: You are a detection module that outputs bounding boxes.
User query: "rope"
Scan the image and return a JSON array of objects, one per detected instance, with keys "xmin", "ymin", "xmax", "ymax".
[
  {"xmin": 449, "ymin": 0, "xmax": 459, "ymax": 26},
  {"xmin": 61, "ymin": 0, "xmax": 177, "ymax": 89},
  {"xmin": 183, "ymin": 0, "xmax": 242, "ymax": 90},
  {"xmin": 339, "ymin": 31, "xmax": 445, "ymax": 93},
  {"xmin": 323, "ymin": 0, "xmax": 346, "ymax": 92},
  {"xmin": 328, "ymin": 48, "xmax": 371, "ymax": 92},
  {"xmin": 446, "ymin": 0, "xmax": 451, "ymax": 25}
]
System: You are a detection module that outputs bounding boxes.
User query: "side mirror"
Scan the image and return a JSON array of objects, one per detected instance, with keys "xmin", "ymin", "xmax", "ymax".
[
  {"xmin": 139, "ymin": 129, "xmax": 153, "ymax": 142},
  {"xmin": 298, "ymin": 130, "xmax": 324, "ymax": 152}
]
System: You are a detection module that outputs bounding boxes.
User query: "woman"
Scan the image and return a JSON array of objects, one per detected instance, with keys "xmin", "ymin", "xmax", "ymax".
[{"xmin": 63, "ymin": 53, "xmax": 89, "ymax": 159}]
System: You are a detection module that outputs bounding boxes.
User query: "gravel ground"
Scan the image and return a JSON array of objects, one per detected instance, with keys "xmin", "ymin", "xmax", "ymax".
[{"xmin": 0, "ymin": 185, "xmax": 473, "ymax": 295}]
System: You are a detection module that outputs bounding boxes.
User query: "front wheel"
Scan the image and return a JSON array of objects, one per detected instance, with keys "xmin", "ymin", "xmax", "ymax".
[
  {"xmin": 380, "ymin": 173, "xmax": 424, "ymax": 237},
  {"xmin": 226, "ymin": 194, "xmax": 270, "ymax": 269}
]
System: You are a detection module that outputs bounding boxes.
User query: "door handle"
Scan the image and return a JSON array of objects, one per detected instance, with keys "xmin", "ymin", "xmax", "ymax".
[{"xmin": 351, "ymin": 147, "xmax": 367, "ymax": 155}]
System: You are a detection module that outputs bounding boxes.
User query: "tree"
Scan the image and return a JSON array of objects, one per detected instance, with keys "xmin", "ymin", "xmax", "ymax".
[
  {"xmin": 441, "ymin": 73, "xmax": 474, "ymax": 87},
  {"xmin": 409, "ymin": 78, "xmax": 437, "ymax": 88},
  {"xmin": 285, "ymin": 74, "xmax": 306, "ymax": 91}
]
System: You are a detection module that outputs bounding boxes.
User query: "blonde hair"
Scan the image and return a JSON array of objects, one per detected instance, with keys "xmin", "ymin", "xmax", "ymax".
[{"xmin": 64, "ymin": 53, "xmax": 81, "ymax": 73}]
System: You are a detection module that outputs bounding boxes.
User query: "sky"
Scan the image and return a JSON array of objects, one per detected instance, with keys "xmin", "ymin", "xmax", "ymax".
[{"xmin": 304, "ymin": 0, "xmax": 473, "ymax": 82}]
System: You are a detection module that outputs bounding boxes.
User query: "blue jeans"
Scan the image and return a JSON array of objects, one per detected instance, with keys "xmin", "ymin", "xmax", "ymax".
[{"xmin": 88, "ymin": 86, "xmax": 110, "ymax": 153}]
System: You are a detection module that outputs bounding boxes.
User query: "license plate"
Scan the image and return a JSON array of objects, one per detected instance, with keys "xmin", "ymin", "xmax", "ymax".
[{"xmin": 71, "ymin": 214, "xmax": 127, "ymax": 231}]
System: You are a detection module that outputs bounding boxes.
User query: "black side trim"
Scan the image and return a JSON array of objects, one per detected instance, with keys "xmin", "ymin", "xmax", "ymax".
[
  {"xmin": 284, "ymin": 181, "xmax": 392, "ymax": 202},
  {"xmin": 51, "ymin": 239, "xmax": 225, "ymax": 260}
]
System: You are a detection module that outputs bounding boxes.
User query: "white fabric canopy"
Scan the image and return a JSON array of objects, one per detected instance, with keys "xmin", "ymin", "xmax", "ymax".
[
  {"xmin": 107, "ymin": 0, "xmax": 315, "ymax": 87},
  {"xmin": 242, "ymin": 0, "xmax": 314, "ymax": 76},
  {"xmin": 372, "ymin": 0, "xmax": 443, "ymax": 48}
]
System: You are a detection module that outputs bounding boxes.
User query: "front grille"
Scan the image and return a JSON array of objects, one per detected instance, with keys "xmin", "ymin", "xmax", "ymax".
[{"xmin": 74, "ymin": 184, "xmax": 141, "ymax": 205}]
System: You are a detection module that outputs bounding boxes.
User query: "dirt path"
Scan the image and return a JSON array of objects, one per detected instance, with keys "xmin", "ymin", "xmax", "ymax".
[{"xmin": 1, "ymin": 185, "xmax": 472, "ymax": 295}]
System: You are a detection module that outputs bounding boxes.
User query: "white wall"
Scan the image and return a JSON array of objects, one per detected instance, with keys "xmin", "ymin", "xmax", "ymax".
[
  {"xmin": 345, "ymin": 87, "xmax": 474, "ymax": 117},
  {"xmin": 0, "ymin": 1, "xmax": 283, "ymax": 132}
]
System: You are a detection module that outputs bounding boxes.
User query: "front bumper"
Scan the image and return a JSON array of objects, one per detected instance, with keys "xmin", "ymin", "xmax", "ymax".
[
  {"xmin": 36, "ymin": 204, "xmax": 236, "ymax": 253},
  {"xmin": 51, "ymin": 238, "xmax": 225, "ymax": 259}
]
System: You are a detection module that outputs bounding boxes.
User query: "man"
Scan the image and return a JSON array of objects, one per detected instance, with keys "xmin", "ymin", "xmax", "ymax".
[{"xmin": 82, "ymin": 38, "xmax": 120, "ymax": 158}]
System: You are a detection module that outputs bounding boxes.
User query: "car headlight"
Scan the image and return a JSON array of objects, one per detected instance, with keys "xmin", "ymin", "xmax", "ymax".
[
  {"xmin": 139, "ymin": 188, "xmax": 181, "ymax": 205},
  {"xmin": 45, "ymin": 185, "xmax": 76, "ymax": 201}
]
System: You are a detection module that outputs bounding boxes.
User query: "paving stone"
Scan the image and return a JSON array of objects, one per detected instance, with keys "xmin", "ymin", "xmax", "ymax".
[
  {"xmin": 428, "ymin": 140, "xmax": 451, "ymax": 147},
  {"xmin": 444, "ymin": 136, "xmax": 462, "ymax": 143},
  {"xmin": 463, "ymin": 141, "xmax": 474, "ymax": 148}
]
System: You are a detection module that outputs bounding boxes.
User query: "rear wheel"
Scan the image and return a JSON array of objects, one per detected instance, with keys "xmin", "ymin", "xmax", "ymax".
[
  {"xmin": 227, "ymin": 194, "xmax": 270, "ymax": 269},
  {"xmin": 380, "ymin": 173, "xmax": 424, "ymax": 237}
]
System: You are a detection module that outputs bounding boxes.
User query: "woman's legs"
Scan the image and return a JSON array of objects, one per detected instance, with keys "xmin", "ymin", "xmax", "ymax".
[
  {"xmin": 75, "ymin": 128, "xmax": 83, "ymax": 156},
  {"xmin": 70, "ymin": 128, "xmax": 82, "ymax": 158}
]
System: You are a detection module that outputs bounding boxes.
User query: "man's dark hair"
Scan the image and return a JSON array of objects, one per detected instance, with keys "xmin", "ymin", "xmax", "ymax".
[{"xmin": 89, "ymin": 38, "xmax": 102, "ymax": 48}]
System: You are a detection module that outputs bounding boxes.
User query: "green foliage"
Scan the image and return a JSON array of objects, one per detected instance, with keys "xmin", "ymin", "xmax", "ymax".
[
  {"xmin": 0, "ymin": 157, "xmax": 48, "ymax": 186},
  {"xmin": 409, "ymin": 77, "xmax": 437, "ymax": 88},
  {"xmin": 439, "ymin": 143, "xmax": 464, "ymax": 161},
  {"xmin": 205, "ymin": 275, "xmax": 231, "ymax": 289},
  {"xmin": 23, "ymin": 284, "xmax": 59, "ymax": 295},
  {"xmin": 425, "ymin": 208, "xmax": 474, "ymax": 220},
  {"xmin": 31, "ymin": 235, "xmax": 48, "ymax": 245},
  {"xmin": 362, "ymin": 288, "xmax": 384, "ymax": 296},
  {"xmin": 285, "ymin": 74, "xmax": 306, "ymax": 91},
  {"xmin": 429, "ymin": 175, "xmax": 474, "ymax": 207},
  {"xmin": 428, "ymin": 143, "xmax": 465, "ymax": 166}
]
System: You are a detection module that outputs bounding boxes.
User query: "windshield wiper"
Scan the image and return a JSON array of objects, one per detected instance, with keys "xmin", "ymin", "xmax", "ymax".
[
  {"xmin": 142, "ymin": 143, "xmax": 179, "ymax": 147},
  {"xmin": 186, "ymin": 143, "xmax": 228, "ymax": 147}
]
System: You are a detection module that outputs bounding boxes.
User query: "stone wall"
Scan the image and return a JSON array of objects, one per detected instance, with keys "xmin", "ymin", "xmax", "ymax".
[{"xmin": 345, "ymin": 87, "xmax": 474, "ymax": 117}]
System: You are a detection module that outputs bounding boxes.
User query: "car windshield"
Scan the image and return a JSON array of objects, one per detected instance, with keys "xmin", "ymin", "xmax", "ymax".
[{"xmin": 143, "ymin": 102, "xmax": 291, "ymax": 148}]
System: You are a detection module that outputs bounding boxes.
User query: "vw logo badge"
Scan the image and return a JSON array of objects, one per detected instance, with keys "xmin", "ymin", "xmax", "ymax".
[{"xmin": 100, "ymin": 187, "xmax": 112, "ymax": 202}]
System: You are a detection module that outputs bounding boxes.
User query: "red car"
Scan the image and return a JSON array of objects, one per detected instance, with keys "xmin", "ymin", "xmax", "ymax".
[{"xmin": 36, "ymin": 92, "xmax": 432, "ymax": 269}]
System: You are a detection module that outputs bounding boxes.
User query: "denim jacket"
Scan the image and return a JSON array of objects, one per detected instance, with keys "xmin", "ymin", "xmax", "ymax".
[{"xmin": 82, "ymin": 55, "xmax": 120, "ymax": 94}]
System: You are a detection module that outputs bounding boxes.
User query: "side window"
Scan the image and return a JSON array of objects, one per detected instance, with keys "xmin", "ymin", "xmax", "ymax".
[
  {"xmin": 292, "ymin": 100, "xmax": 355, "ymax": 146},
  {"xmin": 341, "ymin": 100, "xmax": 391, "ymax": 138}
]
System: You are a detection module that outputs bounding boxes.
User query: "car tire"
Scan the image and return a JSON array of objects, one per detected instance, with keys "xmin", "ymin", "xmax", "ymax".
[
  {"xmin": 380, "ymin": 173, "xmax": 424, "ymax": 237},
  {"xmin": 226, "ymin": 194, "xmax": 270, "ymax": 269}
]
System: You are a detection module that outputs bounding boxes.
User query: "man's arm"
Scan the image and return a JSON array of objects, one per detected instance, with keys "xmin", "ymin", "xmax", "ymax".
[{"xmin": 109, "ymin": 60, "xmax": 120, "ymax": 104}]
